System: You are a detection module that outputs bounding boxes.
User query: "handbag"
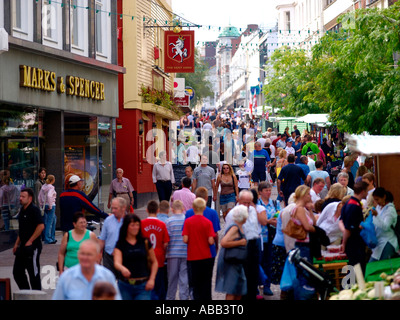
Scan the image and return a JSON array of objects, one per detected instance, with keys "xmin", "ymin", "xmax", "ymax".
[
  {"xmin": 282, "ymin": 206, "xmax": 307, "ymax": 240},
  {"xmin": 224, "ymin": 244, "xmax": 247, "ymax": 264},
  {"xmin": 40, "ymin": 190, "xmax": 48, "ymax": 216},
  {"xmin": 224, "ymin": 225, "xmax": 247, "ymax": 264}
]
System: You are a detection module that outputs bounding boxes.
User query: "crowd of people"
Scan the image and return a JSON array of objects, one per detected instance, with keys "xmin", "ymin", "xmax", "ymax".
[{"xmin": 1, "ymin": 109, "xmax": 400, "ymax": 301}]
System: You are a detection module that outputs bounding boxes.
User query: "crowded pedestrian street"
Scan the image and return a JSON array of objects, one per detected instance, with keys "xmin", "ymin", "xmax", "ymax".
[{"xmin": 0, "ymin": 0, "xmax": 400, "ymax": 310}]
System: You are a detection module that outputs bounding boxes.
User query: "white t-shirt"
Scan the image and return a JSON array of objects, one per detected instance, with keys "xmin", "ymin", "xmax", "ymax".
[
  {"xmin": 310, "ymin": 189, "xmax": 321, "ymax": 204},
  {"xmin": 269, "ymin": 144, "xmax": 276, "ymax": 159},
  {"xmin": 186, "ymin": 146, "xmax": 199, "ymax": 162},
  {"xmin": 257, "ymin": 137, "xmax": 267, "ymax": 148},
  {"xmin": 307, "ymin": 158, "xmax": 316, "ymax": 172},
  {"xmin": 285, "ymin": 146, "xmax": 295, "ymax": 156},
  {"xmin": 236, "ymin": 169, "xmax": 251, "ymax": 189}
]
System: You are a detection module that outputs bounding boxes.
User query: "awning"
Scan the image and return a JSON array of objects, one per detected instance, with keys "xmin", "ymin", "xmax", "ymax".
[
  {"xmin": 346, "ymin": 134, "xmax": 400, "ymax": 156},
  {"xmin": 296, "ymin": 114, "xmax": 330, "ymax": 125}
]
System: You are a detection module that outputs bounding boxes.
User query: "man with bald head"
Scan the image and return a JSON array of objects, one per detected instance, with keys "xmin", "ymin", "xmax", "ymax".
[
  {"xmin": 99, "ymin": 197, "xmax": 127, "ymax": 276},
  {"xmin": 53, "ymin": 239, "xmax": 121, "ymax": 300}
]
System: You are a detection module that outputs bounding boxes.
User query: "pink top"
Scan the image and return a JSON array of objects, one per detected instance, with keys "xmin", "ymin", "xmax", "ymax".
[{"xmin": 170, "ymin": 187, "xmax": 196, "ymax": 213}]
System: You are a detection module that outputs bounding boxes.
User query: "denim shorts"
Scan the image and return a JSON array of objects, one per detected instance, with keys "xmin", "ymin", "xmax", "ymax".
[{"xmin": 118, "ymin": 280, "xmax": 151, "ymax": 300}]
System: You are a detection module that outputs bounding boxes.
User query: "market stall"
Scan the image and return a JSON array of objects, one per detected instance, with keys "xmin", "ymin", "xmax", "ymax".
[
  {"xmin": 326, "ymin": 134, "xmax": 400, "ymax": 300},
  {"xmin": 346, "ymin": 134, "xmax": 400, "ymax": 213}
]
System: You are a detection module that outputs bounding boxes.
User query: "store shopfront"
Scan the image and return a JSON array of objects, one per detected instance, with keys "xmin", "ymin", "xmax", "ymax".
[{"xmin": 0, "ymin": 46, "xmax": 120, "ymax": 243}]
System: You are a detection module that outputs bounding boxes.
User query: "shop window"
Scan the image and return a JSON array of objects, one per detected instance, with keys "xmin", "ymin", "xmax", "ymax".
[
  {"xmin": 42, "ymin": 0, "xmax": 63, "ymax": 50},
  {"xmin": 0, "ymin": 106, "xmax": 39, "ymax": 198},
  {"xmin": 70, "ymin": 0, "xmax": 88, "ymax": 57},
  {"xmin": 98, "ymin": 117, "xmax": 113, "ymax": 209},
  {"xmin": 64, "ymin": 115, "xmax": 99, "ymax": 206},
  {"xmin": 95, "ymin": 0, "xmax": 111, "ymax": 63},
  {"xmin": 11, "ymin": 0, "xmax": 33, "ymax": 41}
]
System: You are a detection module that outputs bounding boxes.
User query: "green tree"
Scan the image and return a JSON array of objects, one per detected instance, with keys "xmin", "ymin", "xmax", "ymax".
[
  {"xmin": 176, "ymin": 48, "xmax": 213, "ymax": 108},
  {"xmin": 263, "ymin": 3, "xmax": 400, "ymax": 135},
  {"xmin": 263, "ymin": 48, "xmax": 322, "ymax": 117}
]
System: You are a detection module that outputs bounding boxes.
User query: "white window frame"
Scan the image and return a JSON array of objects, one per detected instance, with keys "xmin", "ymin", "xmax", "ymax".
[
  {"xmin": 95, "ymin": 0, "xmax": 111, "ymax": 63},
  {"xmin": 70, "ymin": 0, "xmax": 88, "ymax": 57},
  {"xmin": 42, "ymin": 0, "xmax": 63, "ymax": 50},
  {"xmin": 11, "ymin": 0, "xmax": 33, "ymax": 41}
]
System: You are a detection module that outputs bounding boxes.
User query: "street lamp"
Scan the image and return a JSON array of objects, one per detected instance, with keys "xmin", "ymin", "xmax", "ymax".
[{"xmin": 138, "ymin": 119, "xmax": 144, "ymax": 135}]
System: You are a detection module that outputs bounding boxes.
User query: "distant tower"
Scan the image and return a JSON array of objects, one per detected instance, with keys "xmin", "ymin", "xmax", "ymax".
[{"xmin": 216, "ymin": 25, "xmax": 241, "ymax": 104}]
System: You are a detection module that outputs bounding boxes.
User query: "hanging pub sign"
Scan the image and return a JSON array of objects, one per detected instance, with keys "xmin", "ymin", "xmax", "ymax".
[{"xmin": 164, "ymin": 30, "xmax": 195, "ymax": 73}]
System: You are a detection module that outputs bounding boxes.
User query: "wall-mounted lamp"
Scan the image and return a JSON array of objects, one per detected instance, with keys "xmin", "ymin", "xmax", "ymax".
[
  {"xmin": 138, "ymin": 119, "xmax": 144, "ymax": 135},
  {"xmin": 152, "ymin": 122, "xmax": 157, "ymax": 137}
]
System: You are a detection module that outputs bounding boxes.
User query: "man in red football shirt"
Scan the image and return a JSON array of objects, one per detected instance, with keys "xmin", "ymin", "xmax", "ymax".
[
  {"xmin": 141, "ymin": 200, "xmax": 170, "ymax": 300},
  {"xmin": 182, "ymin": 198, "xmax": 215, "ymax": 300}
]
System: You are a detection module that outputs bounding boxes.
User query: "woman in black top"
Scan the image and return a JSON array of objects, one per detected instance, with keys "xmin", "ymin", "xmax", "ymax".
[{"xmin": 114, "ymin": 214, "xmax": 158, "ymax": 300}]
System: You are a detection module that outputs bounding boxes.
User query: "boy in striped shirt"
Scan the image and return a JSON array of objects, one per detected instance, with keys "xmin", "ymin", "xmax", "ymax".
[{"xmin": 165, "ymin": 200, "xmax": 189, "ymax": 300}]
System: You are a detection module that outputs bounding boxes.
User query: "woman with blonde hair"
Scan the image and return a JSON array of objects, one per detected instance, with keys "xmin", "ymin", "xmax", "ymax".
[
  {"xmin": 289, "ymin": 185, "xmax": 317, "ymax": 300},
  {"xmin": 321, "ymin": 182, "xmax": 346, "ymax": 211},
  {"xmin": 276, "ymin": 148, "xmax": 288, "ymax": 178},
  {"xmin": 215, "ymin": 163, "xmax": 239, "ymax": 220}
]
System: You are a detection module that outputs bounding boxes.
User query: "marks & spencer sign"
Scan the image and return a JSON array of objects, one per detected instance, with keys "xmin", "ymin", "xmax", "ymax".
[{"xmin": 19, "ymin": 65, "xmax": 105, "ymax": 101}]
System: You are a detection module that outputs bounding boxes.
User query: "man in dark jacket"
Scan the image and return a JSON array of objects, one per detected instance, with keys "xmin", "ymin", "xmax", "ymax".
[
  {"xmin": 277, "ymin": 154, "xmax": 306, "ymax": 205},
  {"xmin": 13, "ymin": 188, "xmax": 44, "ymax": 290},
  {"xmin": 60, "ymin": 175, "xmax": 109, "ymax": 232}
]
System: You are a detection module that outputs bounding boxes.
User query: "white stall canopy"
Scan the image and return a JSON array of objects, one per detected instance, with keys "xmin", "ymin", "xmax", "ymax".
[{"xmin": 346, "ymin": 134, "xmax": 400, "ymax": 156}]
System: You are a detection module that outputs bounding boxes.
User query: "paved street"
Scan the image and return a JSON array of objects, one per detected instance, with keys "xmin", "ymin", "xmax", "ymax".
[{"xmin": 0, "ymin": 186, "xmax": 281, "ymax": 300}]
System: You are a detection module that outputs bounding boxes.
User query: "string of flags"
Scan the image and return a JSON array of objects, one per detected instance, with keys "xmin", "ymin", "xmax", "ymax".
[{"xmin": 38, "ymin": 0, "xmax": 348, "ymax": 37}]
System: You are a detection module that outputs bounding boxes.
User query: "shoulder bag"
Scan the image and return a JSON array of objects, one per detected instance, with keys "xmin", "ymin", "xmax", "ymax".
[
  {"xmin": 282, "ymin": 206, "xmax": 307, "ymax": 240},
  {"xmin": 224, "ymin": 225, "xmax": 247, "ymax": 264},
  {"xmin": 40, "ymin": 190, "xmax": 48, "ymax": 216}
]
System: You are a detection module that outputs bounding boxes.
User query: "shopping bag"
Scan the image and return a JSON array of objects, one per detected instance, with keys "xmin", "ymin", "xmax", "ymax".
[
  {"xmin": 280, "ymin": 255, "xmax": 297, "ymax": 292},
  {"xmin": 258, "ymin": 264, "xmax": 268, "ymax": 285},
  {"xmin": 360, "ymin": 214, "xmax": 378, "ymax": 249}
]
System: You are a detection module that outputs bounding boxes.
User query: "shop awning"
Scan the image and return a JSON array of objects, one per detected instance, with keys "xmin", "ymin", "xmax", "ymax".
[
  {"xmin": 346, "ymin": 134, "xmax": 400, "ymax": 156},
  {"xmin": 296, "ymin": 114, "xmax": 330, "ymax": 125}
]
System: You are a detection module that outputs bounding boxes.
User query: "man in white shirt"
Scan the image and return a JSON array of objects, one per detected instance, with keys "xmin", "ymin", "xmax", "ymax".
[
  {"xmin": 186, "ymin": 141, "xmax": 199, "ymax": 168},
  {"xmin": 310, "ymin": 178, "xmax": 325, "ymax": 204},
  {"xmin": 257, "ymin": 133, "xmax": 267, "ymax": 149},
  {"xmin": 285, "ymin": 140, "xmax": 295, "ymax": 156},
  {"xmin": 306, "ymin": 160, "xmax": 331, "ymax": 199},
  {"xmin": 202, "ymin": 120, "xmax": 212, "ymax": 131}
]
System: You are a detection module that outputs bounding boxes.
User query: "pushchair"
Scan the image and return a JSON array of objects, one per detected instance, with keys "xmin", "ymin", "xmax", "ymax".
[{"xmin": 288, "ymin": 248, "xmax": 336, "ymax": 300}]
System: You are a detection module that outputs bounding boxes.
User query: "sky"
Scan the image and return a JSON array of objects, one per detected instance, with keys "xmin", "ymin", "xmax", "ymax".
[{"xmin": 171, "ymin": 0, "xmax": 279, "ymax": 44}]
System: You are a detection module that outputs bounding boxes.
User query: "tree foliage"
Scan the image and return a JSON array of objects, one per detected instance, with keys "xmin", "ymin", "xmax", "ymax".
[{"xmin": 263, "ymin": 3, "xmax": 400, "ymax": 135}]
